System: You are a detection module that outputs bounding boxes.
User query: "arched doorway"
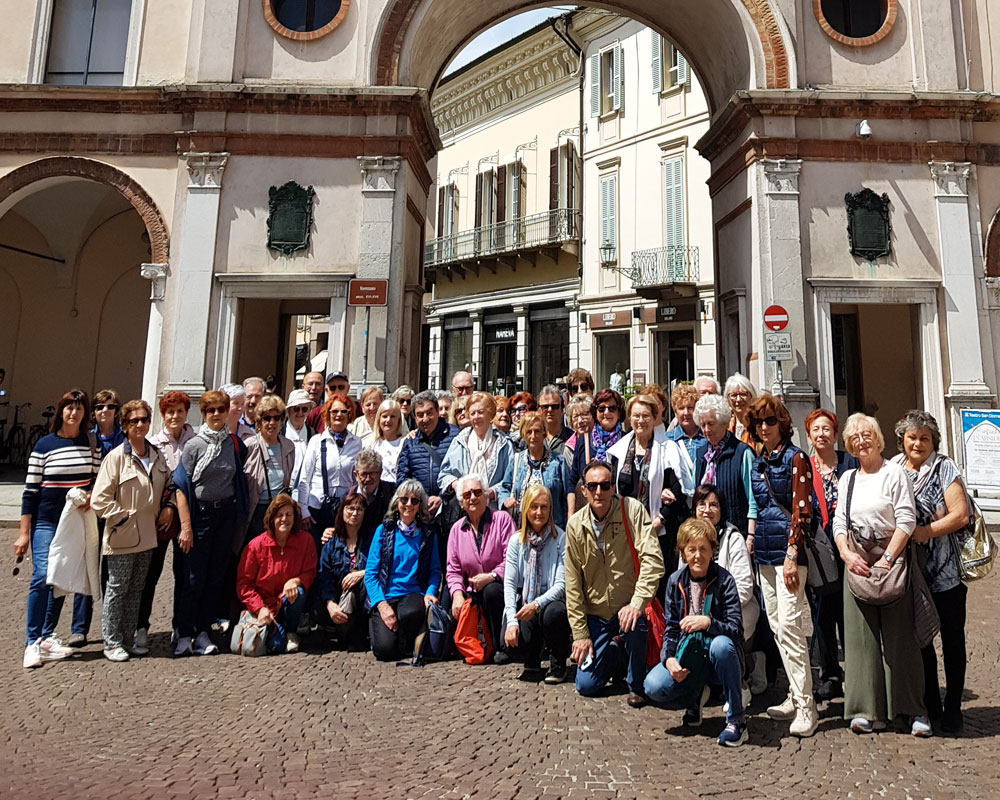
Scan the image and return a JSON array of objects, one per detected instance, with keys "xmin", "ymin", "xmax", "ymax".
[{"xmin": 0, "ymin": 158, "xmax": 168, "ymax": 452}]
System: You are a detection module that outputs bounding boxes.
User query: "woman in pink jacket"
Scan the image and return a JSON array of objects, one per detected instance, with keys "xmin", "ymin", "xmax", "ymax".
[{"xmin": 447, "ymin": 474, "xmax": 517, "ymax": 664}]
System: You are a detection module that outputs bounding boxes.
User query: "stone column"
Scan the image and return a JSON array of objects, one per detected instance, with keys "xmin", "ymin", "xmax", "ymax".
[
  {"xmin": 513, "ymin": 304, "xmax": 528, "ymax": 391},
  {"xmin": 163, "ymin": 152, "xmax": 228, "ymax": 398},
  {"xmin": 469, "ymin": 309, "xmax": 483, "ymax": 389},
  {"xmin": 327, "ymin": 283, "xmax": 348, "ymax": 374},
  {"xmin": 758, "ymin": 158, "xmax": 817, "ymax": 438},
  {"xmin": 353, "ymin": 156, "xmax": 402, "ymax": 390},
  {"xmin": 140, "ymin": 262, "xmax": 168, "ymax": 414},
  {"xmin": 565, "ymin": 300, "xmax": 580, "ymax": 371}
]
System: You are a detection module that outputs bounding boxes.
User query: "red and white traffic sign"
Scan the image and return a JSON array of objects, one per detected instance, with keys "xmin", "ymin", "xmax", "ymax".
[{"xmin": 763, "ymin": 304, "xmax": 789, "ymax": 332}]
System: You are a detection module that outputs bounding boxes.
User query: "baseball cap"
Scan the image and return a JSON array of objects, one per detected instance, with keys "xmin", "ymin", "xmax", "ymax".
[
  {"xmin": 286, "ymin": 389, "xmax": 313, "ymax": 409},
  {"xmin": 326, "ymin": 371, "xmax": 348, "ymax": 385}
]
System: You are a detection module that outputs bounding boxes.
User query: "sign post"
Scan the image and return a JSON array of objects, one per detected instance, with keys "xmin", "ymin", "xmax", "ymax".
[
  {"xmin": 762, "ymin": 305, "xmax": 790, "ymax": 396},
  {"xmin": 348, "ymin": 279, "xmax": 389, "ymax": 388}
]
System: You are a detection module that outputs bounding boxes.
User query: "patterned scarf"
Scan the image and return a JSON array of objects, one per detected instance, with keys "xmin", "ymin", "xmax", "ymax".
[
  {"xmin": 702, "ymin": 433, "xmax": 728, "ymax": 485},
  {"xmin": 192, "ymin": 423, "xmax": 230, "ymax": 483},
  {"xmin": 619, "ymin": 434, "xmax": 652, "ymax": 508},
  {"xmin": 522, "ymin": 525, "xmax": 551, "ymax": 605},
  {"xmin": 590, "ymin": 423, "xmax": 623, "ymax": 462},
  {"xmin": 331, "ymin": 429, "xmax": 348, "ymax": 448}
]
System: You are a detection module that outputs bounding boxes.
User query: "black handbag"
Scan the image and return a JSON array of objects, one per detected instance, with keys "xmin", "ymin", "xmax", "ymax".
[{"xmin": 311, "ymin": 439, "xmax": 341, "ymax": 529}]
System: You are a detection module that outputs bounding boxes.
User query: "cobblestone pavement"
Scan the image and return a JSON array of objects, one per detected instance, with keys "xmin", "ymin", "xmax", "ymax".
[{"xmin": 2, "ymin": 527, "xmax": 999, "ymax": 800}]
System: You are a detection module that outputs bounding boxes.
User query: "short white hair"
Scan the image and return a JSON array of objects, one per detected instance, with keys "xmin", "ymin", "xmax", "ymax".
[
  {"xmin": 723, "ymin": 373, "xmax": 755, "ymax": 399},
  {"xmin": 221, "ymin": 383, "xmax": 245, "ymax": 399},
  {"xmin": 694, "ymin": 393, "xmax": 731, "ymax": 426},
  {"xmin": 457, "ymin": 473, "xmax": 484, "ymax": 496},
  {"xmin": 242, "ymin": 376, "xmax": 265, "ymax": 392},
  {"xmin": 694, "ymin": 375, "xmax": 721, "ymax": 394}
]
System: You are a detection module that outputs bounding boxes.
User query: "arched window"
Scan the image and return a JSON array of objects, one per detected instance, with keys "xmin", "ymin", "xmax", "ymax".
[{"xmin": 44, "ymin": 0, "xmax": 132, "ymax": 86}]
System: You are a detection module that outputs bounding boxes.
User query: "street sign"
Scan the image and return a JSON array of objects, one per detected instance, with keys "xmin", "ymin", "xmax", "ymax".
[
  {"xmin": 348, "ymin": 279, "xmax": 388, "ymax": 306},
  {"xmin": 763, "ymin": 304, "xmax": 789, "ymax": 332},
  {"xmin": 764, "ymin": 332, "xmax": 792, "ymax": 362}
]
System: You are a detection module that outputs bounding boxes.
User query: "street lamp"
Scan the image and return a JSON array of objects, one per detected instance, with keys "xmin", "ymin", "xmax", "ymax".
[{"xmin": 599, "ymin": 240, "xmax": 616, "ymax": 267}]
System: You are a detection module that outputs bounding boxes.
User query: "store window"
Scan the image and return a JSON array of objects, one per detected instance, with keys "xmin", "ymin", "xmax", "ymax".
[
  {"xmin": 45, "ymin": 0, "xmax": 132, "ymax": 86},
  {"xmin": 265, "ymin": 0, "xmax": 349, "ymax": 40},
  {"xmin": 443, "ymin": 322, "xmax": 472, "ymax": 388},
  {"xmin": 596, "ymin": 332, "xmax": 631, "ymax": 395},
  {"xmin": 655, "ymin": 329, "xmax": 694, "ymax": 391},
  {"xmin": 483, "ymin": 320, "xmax": 517, "ymax": 396},
  {"xmin": 529, "ymin": 314, "xmax": 569, "ymax": 394}
]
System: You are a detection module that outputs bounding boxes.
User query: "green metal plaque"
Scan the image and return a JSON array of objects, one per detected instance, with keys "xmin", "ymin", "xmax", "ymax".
[
  {"xmin": 267, "ymin": 181, "xmax": 315, "ymax": 256},
  {"xmin": 845, "ymin": 188, "xmax": 891, "ymax": 261}
]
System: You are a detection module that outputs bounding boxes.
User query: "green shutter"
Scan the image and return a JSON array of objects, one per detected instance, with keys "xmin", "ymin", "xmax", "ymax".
[
  {"xmin": 651, "ymin": 32, "xmax": 662, "ymax": 94},
  {"xmin": 590, "ymin": 53, "xmax": 600, "ymax": 117},
  {"xmin": 663, "ymin": 157, "xmax": 685, "ymax": 277},
  {"xmin": 612, "ymin": 43, "xmax": 623, "ymax": 112},
  {"xmin": 600, "ymin": 174, "xmax": 617, "ymax": 256},
  {"xmin": 676, "ymin": 51, "xmax": 690, "ymax": 87}
]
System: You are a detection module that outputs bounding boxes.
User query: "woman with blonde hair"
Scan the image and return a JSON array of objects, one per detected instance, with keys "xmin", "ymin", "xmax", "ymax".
[
  {"xmin": 349, "ymin": 386, "xmax": 384, "ymax": 439},
  {"xmin": 499, "ymin": 411, "xmax": 572, "ymax": 528},
  {"xmin": 502, "ymin": 483, "xmax": 570, "ymax": 683},
  {"xmin": 366, "ymin": 399, "xmax": 405, "ymax": 482}
]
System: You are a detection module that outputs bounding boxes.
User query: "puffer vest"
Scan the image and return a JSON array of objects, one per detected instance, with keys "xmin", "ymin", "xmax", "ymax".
[
  {"xmin": 695, "ymin": 432, "xmax": 751, "ymax": 534},
  {"xmin": 750, "ymin": 442, "xmax": 806, "ymax": 567},
  {"xmin": 371, "ymin": 521, "xmax": 435, "ymax": 607}
]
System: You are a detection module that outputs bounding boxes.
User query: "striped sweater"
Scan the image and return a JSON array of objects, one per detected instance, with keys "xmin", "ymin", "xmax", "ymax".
[{"xmin": 21, "ymin": 433, "xmax": 100, "ymax": 520}]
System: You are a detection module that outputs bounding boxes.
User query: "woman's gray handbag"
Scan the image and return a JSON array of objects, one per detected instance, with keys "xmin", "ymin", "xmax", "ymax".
[
  {"xmin": 230, "ymin": 610, "xmax": 269, "ymax": 656},
  {"xmin": 843, "ymin": 471, "xmax": 909, "ymax": 606}
]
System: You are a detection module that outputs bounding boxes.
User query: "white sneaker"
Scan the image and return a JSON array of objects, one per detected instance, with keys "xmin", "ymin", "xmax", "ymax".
[
  {"xmin": 23, "ymin": 642, "xmax": 42, "ymax": 669},
  {"xmin": 193, "ymin": 631, "xmax": 219, "ymax": 656},
  {"xmin": 39, "ymin": 636, "xmax": 73, "ymax": 661},
  {"xmin": 911, "ymin": 716, "xmax": 933, "ymax": 737},
  {"xmin": 173, "ymin": 636, "xmax": 193, "ymax": 657},
  {"xmin": 789, "ymin": 701, "xmax": 819, "ymax": 737},
  {"xmin": 748, "ymin": 659, "xmax": 768, "ymax": 695},
  {"xmin": 766, "ymin": 694, "xmax": 796, "ymax": 720},
  {"xmin": 103, "ymin": 646, "xmax": 130, "ymax": 662},
  {"xmin": 133, "ymin": 628, "xmax": 149, "ymax": 650},
  {"xmin": 285, "ymin": 633, "xmax": 300, "ymax": 653}
]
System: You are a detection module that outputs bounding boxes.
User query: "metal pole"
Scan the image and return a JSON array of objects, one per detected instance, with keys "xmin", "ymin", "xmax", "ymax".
[
  {"xmin": 776, "ymin": 360, "xmax": 786, "ymax": 399},
  {"xmin": 361, "ymin": 304, "xmax": 371, "ymax": 389}
]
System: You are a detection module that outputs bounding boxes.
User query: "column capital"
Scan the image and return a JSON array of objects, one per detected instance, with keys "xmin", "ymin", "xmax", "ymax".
[
  {"xmin": 468, "ymin": 309, "xmax": 482, "ymax": 322},
  {"xmin": 929, "ymin": 161, "xmax": 971, "ymax": 198},
  {"xmin": 184, "ymin": 152, "xmax": 229, "ymax": 189},
  {"xmin": 140, "ymin": 262, "xmax": 169, "ymax": 301},
  {"xmin": 358, "ymin": 155, "xmax": 401, "ymax": 193},
  {"xmin": 761, "ymin": 158, "xmax": 802, "ymax": 196}
]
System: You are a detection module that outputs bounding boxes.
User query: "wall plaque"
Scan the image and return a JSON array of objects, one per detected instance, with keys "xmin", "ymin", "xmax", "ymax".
[
  {"xmin": 845, "ymin": 188, "xmax": 891, "ymax": 261},
  {"xmin": 267, "ymin": 181, "xmax": 315, "ymax": 255}
]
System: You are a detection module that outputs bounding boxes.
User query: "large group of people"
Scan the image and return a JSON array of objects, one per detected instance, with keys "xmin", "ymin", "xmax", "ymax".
[{"xmin": 16, "ymin": 366, "xmax": 978, "ymax": 747}]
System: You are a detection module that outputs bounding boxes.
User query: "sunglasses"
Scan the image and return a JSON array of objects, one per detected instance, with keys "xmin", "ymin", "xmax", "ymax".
[
  {"xmin": 329, "ymin": 409, "xmax": 350, "ymax": 416},
  {"xmin": 261, "ymin": 414, "xmax": 283, "ymax": 423},
  {"xmin": 596, "ymin": 405, "xmax": 617, "ymax": 414},
  {"xmin": 756, "ymin": 416, "xmax": 779, "ymax": 427},
  {"xmin": 127, "ymin": 416, "xmax": 151, "ymax": 426},
  {"xmin": 570, "ymin": 383, "xmax": 591, "ymax": 392},
  {"xmin": 585, "ymin": 480, "xmax": 613, "ymax": 492},
  {"xmin": 512, "ymin": 406, "xmax": 528, "ymax": 413},
  {"xmin": 12, "ymin": 554, "xmax": 23, "ymax": 577},
  {"xmin": 461, "ymin": 488, "xmax": 484, "ymax": 500},
  {"xmin": 398, "ymin": 496, "xmax": 420, "ymax": 506},
  {"xmin": 540, "ymin": 403, "xmax": 561, "ymax": 411},
  {"xmin": 94, "ymin": 404, "xmax": 118, "ymax": 412},
  {"xmin": 204, "ymin": 406, "xmax": 227, "ymax": 415}
]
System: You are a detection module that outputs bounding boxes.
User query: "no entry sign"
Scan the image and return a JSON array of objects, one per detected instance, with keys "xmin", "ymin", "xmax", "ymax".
[{"xmin": 763, "ymin": 304, "xmax": 789, "ymax": 332}]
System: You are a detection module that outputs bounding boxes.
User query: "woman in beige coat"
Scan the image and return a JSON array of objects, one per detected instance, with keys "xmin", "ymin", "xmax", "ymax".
[{"xmin": 91, "ymin": 400, "xmax": 175, "ymax": 662}]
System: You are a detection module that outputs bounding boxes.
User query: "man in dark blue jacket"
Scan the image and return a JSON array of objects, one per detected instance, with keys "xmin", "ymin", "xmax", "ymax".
[{"xmin": 644, "ymin": 517, "xmax": 747, "ymax": 747}]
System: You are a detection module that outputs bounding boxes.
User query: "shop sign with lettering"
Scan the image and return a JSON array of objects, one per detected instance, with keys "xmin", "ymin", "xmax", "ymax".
[{"xmin": 588, "ymin": 310, "xmax": 632, "ymax": 329}]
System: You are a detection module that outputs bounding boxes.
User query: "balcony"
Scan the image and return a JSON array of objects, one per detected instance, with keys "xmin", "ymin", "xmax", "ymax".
[
  {"xmin": 629, "ymin": 245, "xmax": 700, "ymax": 301},
  {"xmin": 425, "ymin": 208, "xmax": 580, "ymax": 278}
]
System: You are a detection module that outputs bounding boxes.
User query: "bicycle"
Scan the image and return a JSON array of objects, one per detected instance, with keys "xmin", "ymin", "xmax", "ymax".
[
  {"xmin": 0, "ymin": 400, "xmax": 31, "ymax": 468},
  {"xmin": 24, "ymin": 405, "xmax": 55, "ymax": 463}
]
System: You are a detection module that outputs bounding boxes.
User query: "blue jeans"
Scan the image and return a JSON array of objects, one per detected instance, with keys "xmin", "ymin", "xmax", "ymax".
[
  {"xmin": 576, "ymin": 613, "xmax": 648, "ymax": 696},
  {"xmin": 644, "ymin": 635, "xmax": 744, "ymax": 722},
  {"xmin": 25, "ymin": 517, "xmax": 65, "ymax": 646},
  {"xmin": 267, "ymin": 587, "xmax": 306, "ymax": 654},
  {"xmin": 176, "ymin": 501, "xmax": 236, "ymax": 638}
]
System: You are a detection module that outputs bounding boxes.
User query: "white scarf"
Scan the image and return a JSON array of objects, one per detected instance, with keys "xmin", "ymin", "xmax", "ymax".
[
  {"xmin": 192, "ymin": 423, "xmax": 230, "ymax": 483},
  {"xmin": 467, "ymin": 426, "xmax": 497, "ymax": 486}
]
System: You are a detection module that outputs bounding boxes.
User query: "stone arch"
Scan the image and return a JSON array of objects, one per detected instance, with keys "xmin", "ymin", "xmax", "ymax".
[
  {"xmin": 373, "ymin": 0, "xmax": 792, "ymax": 113},
  {"xmin": 986, "ymin": 208, "xmax": 1000, "ymax": 279},
  {"xmin": 0, "ymin": 156, "xmax": 169, "ymax": 264}
]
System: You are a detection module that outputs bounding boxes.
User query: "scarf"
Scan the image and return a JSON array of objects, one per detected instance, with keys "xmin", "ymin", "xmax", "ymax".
[
  {"xmin": 522, "ymin": 525, "xmax": 551, "ymax": 605},
  {"xmin": 192, "ymin": 423, "xmax": 231, "ymax": 483},
  {"xmin": 702, "ymin": 434, "xmax": 728, "ymax": 484},
  {"xmin": 619, "ymin": 434, "xmax": 652, "ymax": 508},
  {"xmin": 589, "ymin": 423, "xmax": 623, "ymax": 462},
  {"xmin": 467, "ymin": 426, "xmax": 498, "ymax": 486},
  {"xmin": 330, "ymin": 429, "xmax": 348, "ymax": 448}
]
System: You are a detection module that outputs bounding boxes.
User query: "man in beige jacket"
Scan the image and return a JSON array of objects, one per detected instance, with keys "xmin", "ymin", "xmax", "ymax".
[{"xmin": 565, "ymin": 460, "xmax": 665, "ymax": 707}]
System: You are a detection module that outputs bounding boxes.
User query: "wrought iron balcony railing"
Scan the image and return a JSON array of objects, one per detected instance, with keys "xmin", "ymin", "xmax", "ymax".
[
  {"xmin": 425, "ymin": 208, "xmax": 580, "ymax": 269},
  {"xmin": 629, "ymin": 245, "xmax": 700, "ymax": 287}
]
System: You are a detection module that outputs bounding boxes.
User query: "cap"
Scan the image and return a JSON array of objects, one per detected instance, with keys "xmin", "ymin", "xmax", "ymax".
[
  {"xmin": 286, "ymin": 389, "xmax": 313, "ymax": 409},
  {"xmin": 326, "ymin": 371, "xmax": 348, "ymax": 384}
]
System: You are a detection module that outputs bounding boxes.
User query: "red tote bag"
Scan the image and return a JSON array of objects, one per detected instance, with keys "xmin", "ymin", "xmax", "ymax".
[
  {"xmin": 453, "ymin": 594, "xmax": 494, "ymax": 665},
  {"xmin": 621, "ymin": 500, "xmax": 667, "ymax": 669}
]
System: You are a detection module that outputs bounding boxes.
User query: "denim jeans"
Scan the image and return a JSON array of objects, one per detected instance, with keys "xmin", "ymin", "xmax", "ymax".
[
  {"xmin": 176, "ymin": 500, "xmax": 236, "ymax": 639},
  {"xmin": 268, "ymin": 587, "xmax": 306, "ymax": 654},
  {"xmin": 25, "ymin": 516, "xmax": 64, "ymax": 646},
  {"xmin": 644, "ymin": 635, "xmax": 745, "ymax": 722},
  {"xmin": 575, "ymin": 613, "xmax": 649, "ymax": 696}
]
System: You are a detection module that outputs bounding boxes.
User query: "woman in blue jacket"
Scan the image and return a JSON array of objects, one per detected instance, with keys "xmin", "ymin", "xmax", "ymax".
[{"xmin": 499, "ymin": 412, "xmax": 571, "ymax": 529}]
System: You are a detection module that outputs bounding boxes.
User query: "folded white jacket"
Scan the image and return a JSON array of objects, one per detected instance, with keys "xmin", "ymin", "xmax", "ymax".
[{"xmin": 46, "ymin": 487, "xmax": 102, "ymax": 601}]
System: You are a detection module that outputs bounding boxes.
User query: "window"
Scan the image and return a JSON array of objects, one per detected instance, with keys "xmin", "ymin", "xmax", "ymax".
[
  {"xmin": 529, "ymin": 316, "xmax": 569, "ymax": 394},
  {"xmin": 589, "ymin": 43, "xmax": 623, "ymax": 117},
  {"xmin": 436, "ymin": 183, "xmax": 459, "ymax": 238},
  {"xmin": 599, "ymin": 173, "xmax": 618, "ymax": 263},
  {"xmin": 549, "ymin": 141, "xmax": 580, "ymax": 240},
  {"xmin": 474, "ymin": 169, "xmax": 496, "ymax": 253},
  {"xmin": 45, "ymin": 0, "xmax": 133, "ymax": 86},
  {"xmin": 496, "ymin": 160, "xmax": 526, "ymax": 249},
  {"xmin": 651, "ymin": 33, "xmax": 690, "ymax": 93},
  {"xmin": 265, "ymin": 0, "xmax": 348, "ymax": 39},
  {"xmin": 443, "ymin": 323, "xmax": 473, "ymax": 385},
  {"xmin": 662, "ymin": 156, "xmax": 686, "ymax": 276},
  {"xmin": 819, "ymin": 0, "xmax": 887, "ymax": 39}
]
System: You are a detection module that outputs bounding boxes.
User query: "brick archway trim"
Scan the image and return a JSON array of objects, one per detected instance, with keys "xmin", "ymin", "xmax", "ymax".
[
  {"xmin": 0, "ymin": 156, "xmax": 169, "ymax": 264},
  {"xmin": 374, "ymin": 0, "xmax": 791, "ymax": 91},
  {"xmin": 986, "ymin": 207, "xmax": 1000, "ymax": 279}
]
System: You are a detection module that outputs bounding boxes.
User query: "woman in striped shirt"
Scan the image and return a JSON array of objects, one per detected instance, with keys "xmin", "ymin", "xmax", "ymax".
[{"xmin": 16, "ymin": 388, "xmax": 101, "ymax": 669}]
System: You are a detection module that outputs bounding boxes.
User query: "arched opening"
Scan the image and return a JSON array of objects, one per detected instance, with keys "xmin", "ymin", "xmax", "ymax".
[{"xmin": 0, "ymin": 159, "xmax": 166, "ymax": 451}]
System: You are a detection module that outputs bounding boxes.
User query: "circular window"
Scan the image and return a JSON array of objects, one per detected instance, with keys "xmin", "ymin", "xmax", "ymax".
[
  {"xmin": 263, "ymin": 0, "xmax": 349, "ymax": 40},
  {"xmin": 814, "ymin": 0, "xmax": 897, "ymax": 46}
]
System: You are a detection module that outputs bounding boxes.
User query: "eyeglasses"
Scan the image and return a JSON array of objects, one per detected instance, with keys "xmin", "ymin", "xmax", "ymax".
[
  {"xmin": 461, "ymin": 487, "xmax": 484, "ymax": 500},
  {"xmin": 570, "ymin": 383, "xmax": 591, "ymax": 392},
  {"xmin": 398, "ymin": 496, "xmax": 421, "ymax": 506},
  {"xmin": 127, "ymin": 416, "xmax": 151, "ymax": 426},
  {"xmin": 851, "ymin": 432, "xmax": 875, "ymax": 443},
  {"xmin": 329, "ymin": 409, "xmax": 350, "ymax": 416},
  {"xmin": 12, "ymin": 554, "xmax": 23, "ymax": 577},
  {"xmin": 512, "ymin": 406, "xmax": 528, "ymax": 413},
  {"xmin": 728, "ymin": 391, "xmax": 751, "ymax": 400},
  {"xmin": 343, "ymin": 503, "xmax": 365, "ymax": 514},
  {"xmin": 540, "ymin": 403, "xmax": 561, "ymax": 411},
  {"xmin": 261, "ymin": 414, "xmax": 283, "ymax": 423},
  {"xmin": 596, "ymin": 405, "xmax": 617, "ymax": 414},
  {"xmin": 585, "ymin": 480, "xmax": 613, "ymax": 492},
  {"xmin": 571, "ymin": 414, "xmax": 590, "ymax": 422},
  {"xmin": 356, "ymin": 470, "xmax": 379, "ymax": 480},
  {"xmin": 204, "ymin": 406, "xmax": 227, "ymax": 415},
  {"xmin": 94, "ymin": 404, "xmax": 118, "ymax": 412},
  {"xmin": 757, "ymin": 416, "xmax": 779, "ymax": 427}
]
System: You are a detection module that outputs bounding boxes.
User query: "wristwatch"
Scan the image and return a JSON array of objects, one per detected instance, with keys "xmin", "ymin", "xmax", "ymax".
[
  {"xmin": 883, "ymin": 553, "xmax": 894, "ymax": 566},
  {"xmin": 491, "ymin": 571, "xmax": 499, "ymax": 583}
]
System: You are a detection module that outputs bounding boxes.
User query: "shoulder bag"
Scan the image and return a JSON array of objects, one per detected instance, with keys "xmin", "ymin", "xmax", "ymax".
[
  {"xmin": 312, "ymin": 439, "xmax": 341, "ymax": 530},
  {"xmin": 230, "ymin": 610, "xmax": 269, "ymax": 656},
  {"xmin": 621, "ymin": 499, "xmax": 667, "ymax": 669},
  {"xmin": 951, "ymin": 492, "xmax": 997, "ymax": 582},
  {"xmin": 842, "ymin": 470, "xmax": 909, "ymax": 606}
]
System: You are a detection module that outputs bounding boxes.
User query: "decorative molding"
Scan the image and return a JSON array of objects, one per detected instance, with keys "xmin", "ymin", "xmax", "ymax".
[
  {"xmin": 358, "ymin": 155, "xmax": 401, "ymax": 193},
  {"xmin": 184, "ymin": 152, "xmax": 228, "ymax": 189},
  {"xmin": 140, "ymin": 262, "xmax": 169, "ymax": 301},
  {"xmin": 929, "ymin": 161, "xmax": 972, "ymax": 198},
  {"xmin": 808, "ymin": 277, "xmax": 940, "ymax": 306},
  {"xmin": 762, "ymin": 158, "xmax": 801, "ymax": 195}
]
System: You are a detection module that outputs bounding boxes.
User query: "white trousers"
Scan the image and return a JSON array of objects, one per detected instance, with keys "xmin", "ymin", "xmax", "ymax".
[{"xmin": 758, "ymin": 564, "xmax": 813, "ymax": 707}]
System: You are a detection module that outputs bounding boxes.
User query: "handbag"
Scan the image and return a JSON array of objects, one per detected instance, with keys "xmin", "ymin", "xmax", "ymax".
[
  {"xmin": 156, "ymin": 484, "xmax": 180, "ymax": 542},
  {"xmin": 230, "ymin": 610, "xmax": 269, "ymax": 656},
  {"xmin": 842, "ymin": 471, "xmax": 909, "ymax": 606},
  {"xmin": 620, "ymin": 498, "xmax": 667, "ymax": 669},
  {"xmin": 951, "ymin": 496, "xmax": 997, "ymax": 582},
  {"xmin": 312, "ymin": 439, "xmax": 341, "ymax": 529},
  {"xmin": 454, "ymin": 594, "xmax": 494, "ymax": 665},
  {"xmin": 338, "ymin": 586, "xmax": 357, "ymax": 617}
]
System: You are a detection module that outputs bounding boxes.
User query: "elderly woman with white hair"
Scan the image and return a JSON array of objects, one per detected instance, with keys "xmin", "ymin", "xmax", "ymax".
[
  {"xmin": 221, "ymin": 383, "xmax": 254, "ymax": 442},
  {"xmin": 693, "ymin": 393, "xmax": 757, "ymax": 538},
  {"xmin": 723, "ymin": 373, "xmax": 757, "ymax": 449},
  {"xmin": 891, "ymin": 409, "xmax": 970, "ymax": 734},
  {"xmin": 447, "ymin": 473, "xmax": 517, "ymax": 664}
]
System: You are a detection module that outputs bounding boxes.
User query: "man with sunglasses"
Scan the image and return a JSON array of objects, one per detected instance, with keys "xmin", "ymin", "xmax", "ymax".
[
  {"xmin": 564, "ymin": 460, "xmax": 665, "ymax": 708},
  {"xmin": 537, "ymin": 385, "xmax": 573, "ymax": 458}
]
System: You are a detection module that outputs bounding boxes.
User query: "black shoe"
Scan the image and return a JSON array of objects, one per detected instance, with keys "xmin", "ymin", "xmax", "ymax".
[
  {"xmin": 814, "ymin": 678, "xmax": 844, "ymax": 702},
  {"xmin": 544, "ymin": 661, "xmax": 567, "ymax": 685},
  {"xmin": 941, "ymin": 708, "xmax": 964, "ymax": 733},
  {"xmin": 627, "ymin": 691, "xmax": 647, "ymax": 708},
  {"xmin": 493, "ymin": 650, "xmax": 511, "ymax": 665},
  {"xmin": 518, "ymin": 664, "xmax": 544, "ymax": 681}
]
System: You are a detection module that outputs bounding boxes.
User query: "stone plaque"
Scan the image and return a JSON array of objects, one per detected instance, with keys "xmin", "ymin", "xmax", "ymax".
[
  {"xmin": 267, "ymin": 181, "xmax": 315, "ymax": 256},
  {"xmin": 845, "ymin": 188, "xmax": 891, "ymax": 261}
]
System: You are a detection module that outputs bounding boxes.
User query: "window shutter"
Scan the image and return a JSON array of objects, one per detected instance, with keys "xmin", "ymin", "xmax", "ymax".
[
  {"xmin": 475, "ymin": 171, "xmax": 484, "ymax": 227},
  {"xmin": 590, "ymin": 53, "xmax": 600, "ymax": 117},
  {"xmin": 517, "ymin": 160, "xmax": 527, "ymax": 218},
  {"xmin": 550, "ymin": 147, "xmax": 559, "ymax": 210},
  {"xmin": 571, "ymin": 141, "xmax": 581, "ymax": 211},
  {"xmin": 496, "ymin": 166, "xmax": 507, "ymax": 223},
  {"xmin": 436, "ymin": 186, "xmax": 445, "ymax": 238},
  {"xmin": 450, "ymin": 185, "xmax": 460, "ymax": 234},
  {"xmin": 663, "ymin": 157, "xmax": 685, "ymax": 276},
  {"xmin": 612, "ymin": 44, "xmax": 623, "ymax": 112},
  {"xmin": 676, "ymin": 51, "xmax": 690, "ymax": 87},
  {"xmin": 651, "ymin": 32, "xmax": 662, "ymax": 94},
  {"xmin": 600, "ymin": 175, "xmax": 617, "ymax": 254}
]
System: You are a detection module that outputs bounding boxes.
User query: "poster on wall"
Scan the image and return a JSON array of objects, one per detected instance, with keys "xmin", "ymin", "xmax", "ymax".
[{"xmin": 961, "ymin": 409, "xmax": 1000, "ymax": 490}]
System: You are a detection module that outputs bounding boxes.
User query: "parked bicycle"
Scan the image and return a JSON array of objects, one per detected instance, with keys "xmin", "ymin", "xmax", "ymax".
[
  {"xmin": 24, "ymin": 405, "xmax": 55, "ymax": 463},
  {"xmin": 0, "ymin": 400, "xmax": 31, "ymax": 468}
]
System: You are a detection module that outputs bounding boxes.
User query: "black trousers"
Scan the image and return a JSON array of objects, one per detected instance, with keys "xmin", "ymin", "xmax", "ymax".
[
  {"xmin": 515, "ymin": 599, "xmax": 571, "ymax": 666},
  {"xmin": 369, "ymin": 593, "xmax": 427, "ymax": 661},
  {"xmin": 921, "ymin": 581, "xmax": 968, "ymax": 719},
  {"xmin": 137, "ymin": 536, "xmax": 182, "ymax": 633},
  {"xmin": 480, "ymin": 581, "xmax": 505, "ymax": 652},
  {"xmin": 808, "ymin": 565, "xmax": 845, "ymax": 683},
  {"xmin": 331, "ymin": 585, "xmax": 369, "ymax": 650}
]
